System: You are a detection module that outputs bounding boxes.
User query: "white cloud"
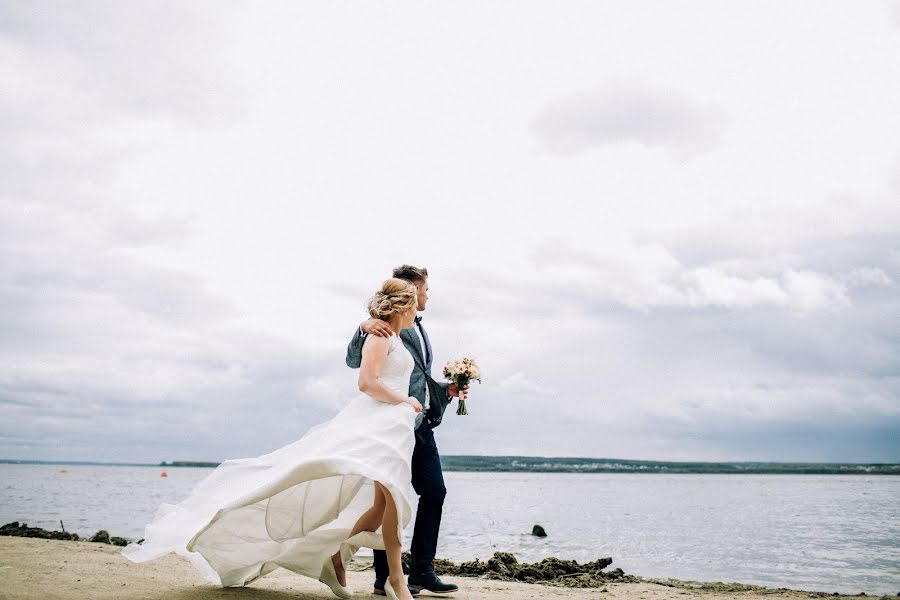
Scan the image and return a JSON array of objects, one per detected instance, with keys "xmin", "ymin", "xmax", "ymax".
[
  {"xmin": 496, "ymin": 372, "xmax": 556, "ymax": 398},
  {"xmin": 532, "ymin": 81, "xmax": 727, "ymax": 159},
  {"xmin": 527, "ymin": 238, "xmax": 851, "ymax": 314}
]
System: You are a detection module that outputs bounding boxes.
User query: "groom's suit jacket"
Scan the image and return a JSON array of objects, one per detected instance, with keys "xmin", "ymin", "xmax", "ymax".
[{"xmin": 346, "ymin": 326, "xmax": 452, "ymax": 429}]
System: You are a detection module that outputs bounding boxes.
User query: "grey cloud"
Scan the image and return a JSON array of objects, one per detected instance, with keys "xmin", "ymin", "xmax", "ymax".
[
  {"xmin": 1, "ymin": 212, "xmax": 231, "ymax": 329},
  {"xmin": 430, "ymin": 227, "xmax": 899, "ymax": 462},
  {"xmin": 440, "ymin": 305, "xmax": 900, "ymax": 461},
  {"xmin": 0, "ymin": 1, "xmax": 243, "ymax": 126},
  {"xmin": 630, "ymin": 387, "xmax": 900, "ymax": 462},
  {"xmin": 631, "ymin": 417, "xmax": 900, "ymax": 463},
  {"xmin": 0, "ymin": 326, "xmax": 344, "ymax": 463},
  {"xmin": 841, "ymin": 267, "xmax": 893, "ymax": 288},
  {"xmin": 532, "ymin": 81, "xmax": 727, "ymax": 159},
  {"xmin": 0, "ymin": 1, "xmax": 245, "ymax": 207},
  {"xmin": 443, "ymin": 401, "xmax": 900, "ymax": 462}
]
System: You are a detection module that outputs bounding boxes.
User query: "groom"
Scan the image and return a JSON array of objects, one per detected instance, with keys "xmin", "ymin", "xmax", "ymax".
[{"xmin": 346, "ymin": 264, "xmax": 463, "ymax": 596}]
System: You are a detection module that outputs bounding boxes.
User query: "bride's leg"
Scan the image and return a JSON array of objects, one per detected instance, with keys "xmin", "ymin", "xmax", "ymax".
[
  {"xmin": 351, "ymin": 481, "xmax": 386, "ymax": 535},
  {"xmin": 330, "ymin": 482, "xmax": 386, "ymax": 586},
  {"xmin": 378, "ymin": 481, "xmax": 412, "ymax": 600}
]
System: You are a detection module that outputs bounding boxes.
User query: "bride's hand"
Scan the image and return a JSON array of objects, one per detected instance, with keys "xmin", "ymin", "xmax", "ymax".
[
  {"xmin": 361, "ymin": 319, "xmax": 393, "ymax": 337},
  {"xmin": 405, "ymin": 397, "xmax": 423, "ymax": 413}
]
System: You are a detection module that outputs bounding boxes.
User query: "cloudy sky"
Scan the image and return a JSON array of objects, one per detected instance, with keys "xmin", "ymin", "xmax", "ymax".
[{"xmin": 2, "ymin": 1, "xmax": 898, "ymax": 464}]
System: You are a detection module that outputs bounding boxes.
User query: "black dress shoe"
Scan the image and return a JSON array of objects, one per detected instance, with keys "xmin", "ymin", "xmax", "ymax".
[
  {"xmin": 407, "ymin": 571, "xmax": 459, "ymax": 594},
  {"xmin": 374, "ymin": 579, "xmax": 421, "ymax": 596}
]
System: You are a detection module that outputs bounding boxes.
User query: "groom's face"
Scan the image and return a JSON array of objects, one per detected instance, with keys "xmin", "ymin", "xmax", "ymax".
[{"xmin": 416, "ymin": 280, "xmax": 429, "ymax": 311}]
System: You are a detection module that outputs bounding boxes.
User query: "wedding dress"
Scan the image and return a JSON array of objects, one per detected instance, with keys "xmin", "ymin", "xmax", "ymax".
[{"xmin": 123, "ymin": 334, "xmax": 418, "ymax": 587}]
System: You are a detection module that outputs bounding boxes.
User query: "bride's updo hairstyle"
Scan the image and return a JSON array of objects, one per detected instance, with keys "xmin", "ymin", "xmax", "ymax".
[{"xmin": 367, "ymin": 278, "xmax": 417, "ymax": 321}]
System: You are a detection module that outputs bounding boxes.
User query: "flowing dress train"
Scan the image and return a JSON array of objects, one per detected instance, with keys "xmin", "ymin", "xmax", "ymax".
[{"xmin": 122, "ymin": 334, "xmax": 418, "ymax": 587}]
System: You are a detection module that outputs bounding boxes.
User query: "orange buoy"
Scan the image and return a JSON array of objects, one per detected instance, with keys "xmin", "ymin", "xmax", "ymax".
[{"xmin": 160, "ymin": 471, "xmax": 168, "ymax": 478}]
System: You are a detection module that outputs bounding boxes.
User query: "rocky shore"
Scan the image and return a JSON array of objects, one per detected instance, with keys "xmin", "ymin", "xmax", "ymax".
[
  {"xmin": 0, "ymin": 521, "xmax": 129, "ymax": 547},
  {"xmin": 427, "ymin": 551, "xmax": 635, "ymax": 587}
]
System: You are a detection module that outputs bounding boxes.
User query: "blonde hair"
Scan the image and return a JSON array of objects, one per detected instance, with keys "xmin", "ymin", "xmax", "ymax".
[{"xmin": 367, "ymin": 278, "xmax": 417, "ymax": 320}]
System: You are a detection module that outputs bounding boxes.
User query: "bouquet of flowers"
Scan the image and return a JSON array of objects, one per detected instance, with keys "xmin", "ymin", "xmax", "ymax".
[{"xmin": 443, "ymin": 357, "xmax": 481, "ymax": 415}]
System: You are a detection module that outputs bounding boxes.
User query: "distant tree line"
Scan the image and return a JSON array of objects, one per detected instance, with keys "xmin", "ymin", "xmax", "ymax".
[{"xmin": 437, "ymin": 456, "xmax": 900, "ymax": 475}]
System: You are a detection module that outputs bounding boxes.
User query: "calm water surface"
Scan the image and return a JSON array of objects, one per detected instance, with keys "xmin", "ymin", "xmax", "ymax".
[{"xmin": 1, "ymin": 465, "xmax": 897, "ymax": 595}]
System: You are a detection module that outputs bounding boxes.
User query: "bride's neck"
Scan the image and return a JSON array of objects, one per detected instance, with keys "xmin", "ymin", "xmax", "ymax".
[{"xmin": 386, "ymin": 318, "xmax": 403, "ymax": 334}]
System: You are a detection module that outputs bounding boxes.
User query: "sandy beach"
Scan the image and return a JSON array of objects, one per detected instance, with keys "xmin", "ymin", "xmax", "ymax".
[{"xmin": 1, "ymin": 537, "xmax": 889, "ymax": 600}]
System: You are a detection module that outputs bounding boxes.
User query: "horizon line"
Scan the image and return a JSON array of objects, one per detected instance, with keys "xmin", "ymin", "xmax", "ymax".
[{"xmin": 1, "ymin": 456, "xmax": 898, "ymax": 467}]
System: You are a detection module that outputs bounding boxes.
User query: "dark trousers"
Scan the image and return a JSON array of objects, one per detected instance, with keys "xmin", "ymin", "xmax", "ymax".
[{"xmin": 374, "ymin": 423, "xmax": 446, "ymax": 580}]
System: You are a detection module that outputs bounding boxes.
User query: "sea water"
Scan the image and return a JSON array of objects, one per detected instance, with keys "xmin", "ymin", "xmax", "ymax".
[{"xmin": 0, "ymin": 464, "xmax": 897, "ymax": 595}]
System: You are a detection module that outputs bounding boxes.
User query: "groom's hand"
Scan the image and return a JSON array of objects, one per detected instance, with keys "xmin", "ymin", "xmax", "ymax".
[
  {"xmin": 448, "ymin": 382, "xmax": 470, "ymax": 398},
  {"xmin": 360, "ymin": 319, "xmax": 393, "ymax": 337}
]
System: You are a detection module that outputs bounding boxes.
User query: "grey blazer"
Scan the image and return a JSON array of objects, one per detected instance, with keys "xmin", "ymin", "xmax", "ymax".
[{"xmin": 346, "ymin": 327, "xmax": 452, "ymax": 429}]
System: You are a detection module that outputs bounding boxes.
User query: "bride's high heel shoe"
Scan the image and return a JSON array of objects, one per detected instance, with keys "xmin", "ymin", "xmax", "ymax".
[
  {"xmin": 384, "ymin": 579, "xmax": 416, "ymax": 600},
  {"xmin": 319, "ymin": 555, "xmax": 353, "ymax": 599},
  {"xmin": 383, "ymin": 578, "xmax": 401, "ymax": 600}
]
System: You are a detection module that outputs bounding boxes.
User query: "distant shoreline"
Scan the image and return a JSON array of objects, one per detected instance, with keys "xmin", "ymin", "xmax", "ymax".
[{"xmin": 2, "ymin": 456, "xmax": 898, "ymax": 475}]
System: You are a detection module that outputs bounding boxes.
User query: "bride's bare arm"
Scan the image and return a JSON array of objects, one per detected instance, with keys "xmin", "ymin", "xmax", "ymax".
[
  {"xmin": 358, "ymin": 336, "xmax": 422, "ymax": 411},
  {"xmin": 360, "ymin": 318, "xmax": 393, "ymax": 337}
]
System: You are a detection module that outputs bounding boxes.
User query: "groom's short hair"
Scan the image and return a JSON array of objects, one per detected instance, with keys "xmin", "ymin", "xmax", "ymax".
[{"xmin": 393, "ymin": 265, "xmax": 428, "ymax": 285}]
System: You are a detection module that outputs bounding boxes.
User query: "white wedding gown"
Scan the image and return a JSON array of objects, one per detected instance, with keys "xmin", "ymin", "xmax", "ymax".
[{"xmin": 123, "ymin": 334, "xmax": 418, "ymax": 587}]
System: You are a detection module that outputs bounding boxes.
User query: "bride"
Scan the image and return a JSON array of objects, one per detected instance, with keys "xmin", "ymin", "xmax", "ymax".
[{"xmin": 124, "ymin": 278, "xmax": 424, "ymax": 600}]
